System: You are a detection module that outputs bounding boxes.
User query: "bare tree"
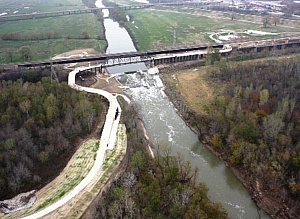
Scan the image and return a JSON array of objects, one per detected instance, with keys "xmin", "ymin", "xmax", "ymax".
[
  {"xmin": 273, "ymin": 16, "xmax": 280, "ymax": 26},
  {"xmin": 19, "ymin": 99, "xmax": 31, "ymax": 118},
  {"xmin": 4, "ymin": 48, "xmax": 14, "ymax": 62},
  {"xmin": 262, "ymin": 16, "xmax": 271, "ymax": 28}
]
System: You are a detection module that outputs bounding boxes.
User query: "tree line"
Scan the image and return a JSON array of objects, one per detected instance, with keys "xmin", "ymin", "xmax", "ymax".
[
  {"xmin": 0, "ymin": 78, "xmax": 104, "ymax": 200},
  {"xmin": 92, "ymin": 103, "xmax": 227, "ymax": 219},
  {"xmin": 102, "ymin": 0, "xmax": 127, "ymax": 25},
  {"xmin": 199, "ymin": 58, "xmax": 300, "ymax": 217},
  {"xmin": 0, "ymin": 31, "xmax": 103, "ymax": 42},
  {"xmin": 95, "ymin": 150, "xmax": 227, "ymax": 219},
  {"xmin": 83, "ymin": 102, "xmax": 227, "ymax": 219},
  {"xmin": 82, "ymin": 0, "xmax": 104, "ymax": 22},
  {"xmin": 1, "ymin": 32, "xmax": 59, "ymax": 41}
]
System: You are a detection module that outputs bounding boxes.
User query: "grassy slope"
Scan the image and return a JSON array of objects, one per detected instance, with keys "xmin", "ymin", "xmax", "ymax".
[
  {"xmin": 0, "ymin": 0, "xmax": 106, "ymax": 63},
  {"xmin": 0, "ymin": 124, "xmax": 127, "ymax": 219}
]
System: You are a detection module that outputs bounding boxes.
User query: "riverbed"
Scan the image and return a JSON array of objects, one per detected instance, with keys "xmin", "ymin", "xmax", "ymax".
[{"xmin": 95, "ymin": 1, "xmax": 270, "ymax": 218}]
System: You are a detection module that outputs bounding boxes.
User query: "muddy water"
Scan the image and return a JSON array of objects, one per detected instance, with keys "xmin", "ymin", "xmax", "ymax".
[{"xmin": 95, "ymin": 1, "xmax": 270, "ymax": 218}]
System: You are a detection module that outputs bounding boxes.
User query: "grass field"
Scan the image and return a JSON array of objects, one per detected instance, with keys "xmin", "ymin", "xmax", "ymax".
[
  {"xmin": 126, "ymin": 7, "xmax": 300, "ymax": 50},
  {"xmin": 0, "ymin": 0, "xmax": 106, "ymax": 63},
  {"xmin": 0, "ymin": 0, "xmax": 85, "ymax": 14}
]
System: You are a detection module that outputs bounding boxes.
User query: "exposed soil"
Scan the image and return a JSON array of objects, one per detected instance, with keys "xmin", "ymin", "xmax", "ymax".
[
  {"xmin": 51, "ymin": 48, "xmax": 100, "ymax": 59},
  {"xmin": 91, "ymin": 74, "xmax": 124, "ymax": 94},
  {"xmin": 162, "ymin": 67, "xmax": 219, "ymax": 114}
]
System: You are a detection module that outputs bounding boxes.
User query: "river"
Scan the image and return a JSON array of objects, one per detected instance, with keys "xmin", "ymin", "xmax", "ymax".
[{"xmin": 95, "ymin": 1, "xmax": 270, "ymax": 218}]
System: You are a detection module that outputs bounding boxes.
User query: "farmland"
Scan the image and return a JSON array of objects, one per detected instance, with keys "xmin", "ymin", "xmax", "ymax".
[{"xmin": 0, "ymin": 0, "xmax": 105, "ymax": 63}]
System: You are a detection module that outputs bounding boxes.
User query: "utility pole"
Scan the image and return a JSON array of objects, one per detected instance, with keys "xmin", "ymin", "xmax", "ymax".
[
  {"xmin": 50, "ymin": 63, "xmax": 59, "ymax": 83},
  {"xmin": 231, "ymin": 0, "xmax": 234, "ymax": 20},
  {"xmin": 173, "ymin": 29, "xmax": 176, "ymax": 47}
]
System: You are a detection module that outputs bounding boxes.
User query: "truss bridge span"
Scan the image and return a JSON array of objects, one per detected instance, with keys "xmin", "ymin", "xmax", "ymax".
[{"xmin": 11, "ymin": 36, "xmax": 300, "ymax": 69}]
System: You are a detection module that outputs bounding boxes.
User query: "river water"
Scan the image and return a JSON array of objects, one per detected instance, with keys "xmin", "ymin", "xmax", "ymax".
[{"xmin": 95, "ymin": 1, "xmax": 269, "ymax": 218}]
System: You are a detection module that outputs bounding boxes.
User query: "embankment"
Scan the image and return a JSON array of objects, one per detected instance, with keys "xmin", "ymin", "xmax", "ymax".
[{"xmin": 160, "ymin": 63, "xmax": 293, "ymax": 219}]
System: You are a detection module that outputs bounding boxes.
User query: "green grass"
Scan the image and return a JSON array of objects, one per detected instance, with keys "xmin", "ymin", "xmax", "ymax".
[
  {"xmin": 33, "ymin": 139, "xmax": 99, "ymax": 212},
  {"xmin": 0, "ymin": 14, "xmax": 101, "ymax": 37},
  {"xmin": 36, "ymin": 198, "xmax": 53, "ymax": 211},
  {"xmin": 127, "ymin": 10, "xmax": 218, "ymax": 50},
  {"xmin": 0, "ymin": 13, "xmax": 106, "ymax": 63},
  {"xmin": 0, "ymin": 0, "xmax": 86, "ymax": 14},
  {"xmin": 0, "ymin": 0, "xmax": 106, "ymax": 63},
  {"xmin": 126, "ymin": 8, "xmax": 298, "ymax": 51}
]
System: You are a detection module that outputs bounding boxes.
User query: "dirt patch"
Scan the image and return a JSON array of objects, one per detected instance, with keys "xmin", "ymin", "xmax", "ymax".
[
  {"xmin": 52, "ymin": 48, "xmax": 100, "ymax": 59},
  {"xmin": 163, "ymin": 67, "xmax": 219, "ymax": 114},
  {"xmin": 91, "ymin": 74, "xmax": 124, "ymax": 94}
]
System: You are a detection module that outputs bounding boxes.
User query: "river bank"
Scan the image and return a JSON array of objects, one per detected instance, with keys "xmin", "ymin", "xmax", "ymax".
[{"xmin": 159, "ymin": 62, "xmax": 295, "ymax": 219}]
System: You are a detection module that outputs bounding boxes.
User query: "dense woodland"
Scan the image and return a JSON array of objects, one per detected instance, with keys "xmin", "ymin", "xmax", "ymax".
[
  {"xmin": 194, "ymin": 58, "xmax": 300, "ymax": 217},
  {"xmin": 94, "ymin": 104, "xmax": 227, "ymax": 219},
  {"xmin": 0, "ymin": 78, "xmax": 104, "ymax": 200}
]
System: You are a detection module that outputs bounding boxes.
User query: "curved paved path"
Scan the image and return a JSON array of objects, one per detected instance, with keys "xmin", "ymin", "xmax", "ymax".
[{"xmin": 21, "ymin": 66, "xmax": 121, "ymax": 219}]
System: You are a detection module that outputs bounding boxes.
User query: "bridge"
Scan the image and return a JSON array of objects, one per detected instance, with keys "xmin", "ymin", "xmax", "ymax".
[
  {"xmin": 15, "ymin": 44, "xmax": 223, "ymax": 68},
  {"xmin": 12, "ymin": 36, "xmax": 300, "ymax": 70},
  {"xmin": 0, "ymin": 2, "xmax": 209, "ymax": 22},
  {"xmin": 0, "ymin": 8, "xmax": 112, "ymax": 22}
]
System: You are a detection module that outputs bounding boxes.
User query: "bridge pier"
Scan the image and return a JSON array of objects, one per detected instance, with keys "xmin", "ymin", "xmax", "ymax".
[{"xmin": 14, "ymin": 39, "xmax": 300, "ymax": 69}]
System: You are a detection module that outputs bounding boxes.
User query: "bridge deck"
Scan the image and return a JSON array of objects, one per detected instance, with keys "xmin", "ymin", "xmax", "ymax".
[{"xmin": 1, "ymin": 37, "xmax": 299, "ymax": 69}]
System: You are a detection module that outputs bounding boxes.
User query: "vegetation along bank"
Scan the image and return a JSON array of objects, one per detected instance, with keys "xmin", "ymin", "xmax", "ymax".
[
  {"xmin": 161, "ymin": 57, "xmax": 300, "ymax": 218},
  {"xmin": 88, "ymin": 103, "xmax": 228, "ymax": 218},
  {"xmin": 0, "ymin": 77, "xmax": 106, "ymax": 201}
]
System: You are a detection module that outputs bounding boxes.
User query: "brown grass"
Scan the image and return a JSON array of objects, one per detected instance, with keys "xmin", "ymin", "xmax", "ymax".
[{"xmin": 163, "ymin": 67, "xmax": 221, "ymax": 114}]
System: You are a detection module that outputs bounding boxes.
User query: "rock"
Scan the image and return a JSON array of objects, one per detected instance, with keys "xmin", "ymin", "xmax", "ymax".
[{"xmin": 0, "ymin": 190, "xmax": 36, "ymax": 214}]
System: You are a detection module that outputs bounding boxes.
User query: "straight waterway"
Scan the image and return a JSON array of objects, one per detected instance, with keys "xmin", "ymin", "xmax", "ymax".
[{"xmin": 96, "ymin": 1, "xmax": 270, "ymax": 218}]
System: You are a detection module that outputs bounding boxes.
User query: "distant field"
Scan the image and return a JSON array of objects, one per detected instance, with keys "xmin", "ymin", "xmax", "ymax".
[
  {"xmin": 0, "ymin": 0, "xmax": 85, "ymax": 14},
  {"xmin": 0, "ymin": 0, "xmax": 106, "ymax": 63},
  {"xmin": 126, "ymin": 7, "xmax": 300, "ymax": 50}
]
